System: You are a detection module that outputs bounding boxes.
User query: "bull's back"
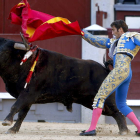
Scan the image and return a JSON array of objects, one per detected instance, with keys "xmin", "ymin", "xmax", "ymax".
[{"xmin": 35, "ymin": 49, "xmax": 109, "ymax": 96}]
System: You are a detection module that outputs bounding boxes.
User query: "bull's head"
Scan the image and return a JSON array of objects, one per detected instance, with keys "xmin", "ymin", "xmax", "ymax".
[{"xmin": 14, "ymin": 32, "xmax": 30, "ymax": 51}]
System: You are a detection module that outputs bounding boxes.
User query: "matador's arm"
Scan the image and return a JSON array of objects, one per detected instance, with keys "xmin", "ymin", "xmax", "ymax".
[{"xmin": 82, "ymin": 29, "xmax": 110, "ymax": 49}]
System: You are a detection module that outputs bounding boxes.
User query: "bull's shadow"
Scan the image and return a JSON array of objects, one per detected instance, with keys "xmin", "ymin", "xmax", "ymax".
[{"xmin": 0, "ymin": 36, "xmax": 128, "ymax": 134}]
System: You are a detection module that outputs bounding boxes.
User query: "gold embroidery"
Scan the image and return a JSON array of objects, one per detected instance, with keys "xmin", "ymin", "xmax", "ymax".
[
  {"xmin": 92, "ymin": 54, "xmax": 131, "ymax": 109},
  {"xmin": 117, "ymin": 32, "xmax": 140, "ymax": 48},
  {"xmin": 118, "ymin": 44, "xmax": 125, "ymax": 47},
  {"xmin": 82, "ymin": 30, "xmax": 109, "ymax": 49},
  {"xmin": 125, "ymin": 32, "xmax": 138, "ymax": 37},
  {"xmin": 82, "ymin": 36, "xmax": 108, "ymax": 48},
  {"xmin": 126, "ymin": 38, "xmax": 129, "ymax": 42},
  {"xmin": 121, "ymin": 40, "xmax": 126, "ymax": 43},
  {"xmin": 117, "ymin": 34, "xmax": 126, "ymax": 48},
  {"xmin": 113, "ymin": 45, "xmax": 140, "ymax": 59},
  {"xmin": 110, "ymin": 38, "xmax": 117, "ymax": 43}
]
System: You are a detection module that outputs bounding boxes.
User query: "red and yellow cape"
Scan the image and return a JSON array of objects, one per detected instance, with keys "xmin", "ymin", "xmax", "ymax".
[{"xmin": 9, "ymin": 0, "xmax": 83, "ymax": 42}]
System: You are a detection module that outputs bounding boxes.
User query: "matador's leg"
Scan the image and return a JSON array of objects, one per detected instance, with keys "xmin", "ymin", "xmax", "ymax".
[
  {"xmin": 93, "ymin": 53, "xmax": 131, "ymax": 109},
  {"xmin": 79, "ymin": 53, "xmax": 132, "ymax": 136}
]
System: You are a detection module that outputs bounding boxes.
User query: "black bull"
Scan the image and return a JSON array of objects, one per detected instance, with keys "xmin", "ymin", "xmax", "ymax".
[{"xmin": 0, "ymin": 37, "xmax": 128, "ymax": 134}]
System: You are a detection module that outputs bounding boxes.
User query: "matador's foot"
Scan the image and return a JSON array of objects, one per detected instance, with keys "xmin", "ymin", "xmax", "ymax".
[
  {"xmin": 79, "ymin": 130, "xmax": 96, "ymax": 136},
  {"xmin": 135, "ymin": 131, "xmax": 140, "ymax": 136}
]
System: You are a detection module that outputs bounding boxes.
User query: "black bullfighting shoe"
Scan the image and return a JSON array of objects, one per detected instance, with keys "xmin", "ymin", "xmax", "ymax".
[
  {"xmin": 135, "ymin": 131, "xmax": 140, "ymax": 136},
  {"xmin": 81, "ymin": 130, "xmax": 86, "ymax": 133},
  {"xmin": 79, "ymin": 130, "xmax": 96, "ymax": 136}
]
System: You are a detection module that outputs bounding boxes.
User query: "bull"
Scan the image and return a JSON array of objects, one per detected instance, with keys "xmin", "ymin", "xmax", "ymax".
[{"xmin": 0, "ymin": 35, "xmax": 128, "ymax": 134}]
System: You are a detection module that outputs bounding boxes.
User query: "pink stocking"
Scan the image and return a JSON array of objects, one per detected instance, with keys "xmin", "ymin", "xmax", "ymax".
[
  {"xmin": 127, "ymin": 112, "xmax": 140, "ymax": 133},
  {"xmin": 86, "ymin": 108, "xmax": 102, "ymax": 132}
]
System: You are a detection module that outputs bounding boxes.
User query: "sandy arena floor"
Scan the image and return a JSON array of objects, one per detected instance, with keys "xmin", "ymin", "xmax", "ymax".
[{"xmin": 0, "ymin": 122, "xmax": 139, "ymax": 140}]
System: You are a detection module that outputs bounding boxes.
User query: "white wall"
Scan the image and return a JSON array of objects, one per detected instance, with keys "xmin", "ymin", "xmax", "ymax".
[
  {"xmin": 91, "ymin": 0, "xmax": 115, "ymax": 28},
  {"xmin": 82, "ymin": 36, "xmax": 106, "ymax": 65}
]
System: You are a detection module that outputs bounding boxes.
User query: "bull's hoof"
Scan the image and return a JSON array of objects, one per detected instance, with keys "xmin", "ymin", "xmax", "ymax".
[
  {"xmin": 119, "ymin": 130, "xmax": 129, "ymax": 135},
  {"xmin": 2, "ymin": 120, "xmax": 13, "ymax": 126},
  {"xmin": 5, "ymin": 129, "xmax": 17, "ymax": 134}
]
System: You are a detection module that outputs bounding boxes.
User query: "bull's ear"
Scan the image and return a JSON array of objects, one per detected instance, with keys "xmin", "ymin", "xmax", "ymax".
[
  {"xmin": 14, "ymin": 43, "xmax": 27, "ymax": 50},
  {"xmin": 20, "ymin": 32, "xmax": 30, "ymax": 50}
]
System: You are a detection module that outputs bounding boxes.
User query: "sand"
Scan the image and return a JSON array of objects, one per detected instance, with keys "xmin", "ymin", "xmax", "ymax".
[{"xmin": 0, "ymin": 122, "xmax": 139, "ymax": 140}]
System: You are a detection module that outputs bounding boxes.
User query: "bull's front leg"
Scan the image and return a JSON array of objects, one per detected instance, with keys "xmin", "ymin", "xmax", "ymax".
[
  {"xmin": 112, "ymin": 111, "xmax": 129, "ymax": 135},
  {"xmin": 103, "ymin": 103, "xmax": 129, "ymax": 135},
  {"xmin": 2, "ymin": 92, "xmax": 36, "ymax": 129},
  {"xmin": 5, "ymin": 106, "xmax": 31, "ymax": 134},
  {"xmin": 2, "ymin": 103, "xmax": 21, "ymax": 126}
]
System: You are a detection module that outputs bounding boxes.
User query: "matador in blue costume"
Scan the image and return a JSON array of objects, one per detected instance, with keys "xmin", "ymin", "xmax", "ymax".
[{"xmin": 80, "ymin": 20, "xmax": 140, "ymax": 136}]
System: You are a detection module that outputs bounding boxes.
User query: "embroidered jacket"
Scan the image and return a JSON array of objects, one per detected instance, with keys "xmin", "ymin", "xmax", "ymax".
[{"xmin": 82, "ymin": 29, "xmax": 140, "ymax": 59}]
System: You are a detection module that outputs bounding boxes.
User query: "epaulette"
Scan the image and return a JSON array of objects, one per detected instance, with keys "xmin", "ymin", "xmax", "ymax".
[{"xmin": 125, "ymin": 32, "xmax": 139, "ymax": 38}]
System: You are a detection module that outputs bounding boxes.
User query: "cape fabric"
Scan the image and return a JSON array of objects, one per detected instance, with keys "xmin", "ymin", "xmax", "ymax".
[{"xmin": 9, "ymin": 0, "xmax": 82, "ymax": 42}]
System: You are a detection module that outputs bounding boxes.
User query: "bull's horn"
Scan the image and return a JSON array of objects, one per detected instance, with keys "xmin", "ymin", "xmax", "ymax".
[
  {"xmin": 14, "ymin": 43, "xmax": 27, "ymax": 50},
  {"xmin": 20, "ymin": 32, "xmax": 30, "ymax": 50}
]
